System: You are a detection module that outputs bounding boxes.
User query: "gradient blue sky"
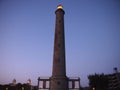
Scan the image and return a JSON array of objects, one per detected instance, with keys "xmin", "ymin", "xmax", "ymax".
[{"xmin": 0, "ymin": 0, "xmax": 120, "ymax": 87}]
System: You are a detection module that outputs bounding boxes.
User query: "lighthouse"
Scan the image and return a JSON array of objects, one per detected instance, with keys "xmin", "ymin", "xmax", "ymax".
[
  {"xmin": 50, "ymin": 5, "xmax": 68, "ymax": 90},
  {"xmin": 37, "ymin": 5, "xmax": 81, "ymax": 90}
]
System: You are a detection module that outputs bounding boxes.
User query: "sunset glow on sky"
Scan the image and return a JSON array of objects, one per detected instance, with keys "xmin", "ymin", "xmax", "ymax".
[{"xmin": 0, "ymin": 0, "xmax": 120, "ymax": 86}]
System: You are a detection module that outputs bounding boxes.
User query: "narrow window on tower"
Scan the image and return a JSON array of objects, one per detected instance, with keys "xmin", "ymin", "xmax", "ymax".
[
  {"xmin": 58, "ymin": 43, "xmax": 61, "ymax": 48},
  {"xmin": 59, "ymin": 20, "xmax": 61, "ymax": 23},
  {"xmin": 57, "ymin": 81, "xmax": 60, "ymax": 85},
  {"xmin": 58, "ymin": 31, "xmax": 61, "ymax": 34},
  {"xmin": 57, "ymin": 58, "xmax": 60, "ymax": 62}
]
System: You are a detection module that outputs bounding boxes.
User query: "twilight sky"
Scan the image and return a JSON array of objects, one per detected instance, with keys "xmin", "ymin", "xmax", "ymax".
[{"xmin": 0, "ymin": 0, "xmax": 120, "ymax": 87}]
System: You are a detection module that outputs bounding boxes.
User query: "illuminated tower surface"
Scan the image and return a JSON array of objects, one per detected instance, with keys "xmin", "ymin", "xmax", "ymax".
[{"xmin": 50, "ymin": 5, "xmax": 68, "ymax": 90}]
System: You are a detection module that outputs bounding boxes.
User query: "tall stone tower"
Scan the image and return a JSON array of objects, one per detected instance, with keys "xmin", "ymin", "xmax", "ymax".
[
  {"xmin": 37, "ymin": 5, "xmax": 81, "ymax": 90},
  {"xmin": 50, "ymin": 5, "xmax": 68, "ymax": 90}
]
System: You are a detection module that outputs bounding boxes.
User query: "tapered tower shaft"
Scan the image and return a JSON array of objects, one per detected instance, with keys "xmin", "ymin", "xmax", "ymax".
[
  {"xmin": 52, "ymin": 6, "xmax": 66, "ymax": 76},
  {"xmin": 50, "ymin": 5, "xmax": 68, "ymax": 90}
]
